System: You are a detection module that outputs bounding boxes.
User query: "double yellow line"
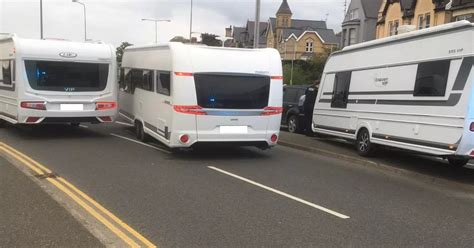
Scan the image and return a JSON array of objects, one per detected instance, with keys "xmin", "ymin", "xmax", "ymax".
[{"xmin": 0, "ymin": 142, "xmax": 156, "ymax": 248}]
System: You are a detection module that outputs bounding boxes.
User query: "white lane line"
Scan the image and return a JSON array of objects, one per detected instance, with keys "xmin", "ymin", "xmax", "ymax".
[
  {"xmin": 115, "ymin": 121, "xmax": 134, "ymax": 127},
  {"xmin": 79, "ymin": 124, "xmax": 89, "ymax": 129},
  {"xmin": 110, "ymin": 133, "xmax": 171, "ymax": 154},
  {"xmin": 208, "ymin": 166, "xmax": 350, "ymax": 219}
]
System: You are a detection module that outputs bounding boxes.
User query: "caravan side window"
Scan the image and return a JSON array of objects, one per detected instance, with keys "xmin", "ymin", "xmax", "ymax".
[
  {"xmin": 414, "ymin": 60, "xmax": 450, "ymax": 97},
  {"xmin": 142, "ymin": 70, "xmax": 154, "ymax": 92},
  {"xmin": 156, "ymin": 71, "xmax": 171, "ymax": 96},
  {"xmin": 1, "ymin": 60, "xmax": 13, "ymax": 85},
  {"xmin": 123, "ymin": 69, "xmax": 132, "ymax": 94},
  {"xmin": 331, "ymin": 71, "xmax": 351, "ymax": 109}
]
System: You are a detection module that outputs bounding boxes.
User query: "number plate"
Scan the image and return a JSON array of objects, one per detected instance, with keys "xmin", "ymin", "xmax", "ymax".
[
  {"xmin": 60, "ymin": 104, "xmax": 84, "ymax": 111},
  {"xmin": 220, "ymin": 126, "xmax": 248, "ymax": 134}
]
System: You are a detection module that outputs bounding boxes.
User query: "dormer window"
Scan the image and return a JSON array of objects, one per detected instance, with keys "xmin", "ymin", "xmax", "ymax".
[{"xmin": 349, "ymin": 9, "xmax": 359, "ymax": 20}]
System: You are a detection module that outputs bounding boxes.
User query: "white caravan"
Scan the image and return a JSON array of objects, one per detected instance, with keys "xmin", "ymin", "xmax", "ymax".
[
  {"xmin": 119, "ymin": 43, "xmax": 283, "ymax": 149},
  {"xmin": 313, "ymin": 21, "xmax": 474, "ymax": 167},
  {"xmin": 0, "ymin": 35, "xmax": 117, "ymax": 126}
]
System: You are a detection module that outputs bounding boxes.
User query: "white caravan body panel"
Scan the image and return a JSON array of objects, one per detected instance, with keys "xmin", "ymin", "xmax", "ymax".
[
  {"xmin": 120, "ymin": 43, "xmax": 283, "ymax": 148},
  {"xmin": 0, "ymin": 36, "xmax": 118, "ymax": 125},
  {"xmin": 313, "ymin": 21, "xmax": 474, "ymax": 157}
]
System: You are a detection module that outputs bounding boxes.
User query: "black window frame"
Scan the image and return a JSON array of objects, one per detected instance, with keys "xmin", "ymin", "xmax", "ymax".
[
  {"xmin": 413, "ymin": 60, "xmax": 450, "ymax": 97},
  {"xmin": 331, "ymin": 71, "xmax": 352, "ymax": 109},
  {"xmin": 1, "ymin": 60, "xmax": 13, "ymax": 85},
  {"xmin": 24, "ymin": 60, "xmax": 109, "ymax": 92},
  {"xmin": 156, "ymin": 71, "xmax": 171, "ymax": 96}
]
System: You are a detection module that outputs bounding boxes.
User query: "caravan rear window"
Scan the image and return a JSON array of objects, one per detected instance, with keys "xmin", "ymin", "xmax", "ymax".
[
  {"xmin": 414, "ymin": 60, "xmax": 450, "ymax": 97},
  {"xmin": 25, "ymin": 61, "xmax": 109, "ymax": 92},
  {"xmin": 194, "ymin": 73, "xmax": 270, "ymax": 109}
]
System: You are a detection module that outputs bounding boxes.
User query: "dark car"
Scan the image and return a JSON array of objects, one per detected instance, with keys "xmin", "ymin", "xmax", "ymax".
[{"xmin": 281, "ymin": 85, "xmax": 308, "ymax": 133}]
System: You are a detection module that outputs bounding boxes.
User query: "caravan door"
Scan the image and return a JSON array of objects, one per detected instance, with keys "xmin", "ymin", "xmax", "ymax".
[{"xmin": 155, "ymin": 71, "xmax": 172, "ymax": 140}]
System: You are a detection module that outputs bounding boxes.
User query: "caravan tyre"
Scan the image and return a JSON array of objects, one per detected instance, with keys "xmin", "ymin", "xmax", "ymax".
[
  {"xmin": 447, "ymin": 157, "xmax": 469, "ymax": 168},
  {"xmin": 356, "ymin": 128, "xmax": 376, "ymax": 157},
  {"xmin": 135, "ymin": 121, "xmax": 149, "ymax": 142},
  {"xmin": 0, "ymin": 119, "xmax": 6, "ymax": 128}
]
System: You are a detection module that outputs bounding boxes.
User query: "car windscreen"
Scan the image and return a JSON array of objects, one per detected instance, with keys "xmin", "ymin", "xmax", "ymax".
[
  {"xmin": 25, "ymin": 60, "xmax": 109, "ymax": 92},
  {"xmin": 194, "ymin": 73, "xmax": 270, "ymax": 109}
]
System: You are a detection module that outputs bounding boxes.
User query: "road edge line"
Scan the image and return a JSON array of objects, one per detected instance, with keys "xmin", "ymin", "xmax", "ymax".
[{"xmin": 0, "ymin": 142, "xmax": 157, "ymax": 248}]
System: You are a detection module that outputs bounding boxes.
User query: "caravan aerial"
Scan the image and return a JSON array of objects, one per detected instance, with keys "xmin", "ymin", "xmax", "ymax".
[
  {"xmin": 119, "ymin": 43, "xmax": 283, "ymax": 149},
  {"xmin": 313, "ymin": 21, "xmax": 474, "ymax": 167},
  {"xmin": 0, "ymin": 35, "xmax": 118, "ymax": 126}
]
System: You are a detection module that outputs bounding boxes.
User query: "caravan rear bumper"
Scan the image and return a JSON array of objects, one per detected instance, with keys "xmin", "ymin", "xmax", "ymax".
[
  {"xmin": 18, "ymin": 108, "xmax": 117, "ymax": 124},
  {"xmin": 168, "ymin": 131, "xmax": 280, "ymax": 148}
]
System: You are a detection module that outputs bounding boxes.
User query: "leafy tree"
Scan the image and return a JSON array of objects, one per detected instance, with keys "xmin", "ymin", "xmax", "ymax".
[
  {"xmin": 116, "ymin": 42, "xmax": 133, "ymax": 64},
  {"xmin": 282, "ymin": 48, "xmax": 335, "ymax": 85},
  {"xmin": 170, "ymin": 36, "xmax": 190, "ymax": 43},
  {"xmin": 201, "ymin": 33, "xmax": 222, "ymax": 47}
]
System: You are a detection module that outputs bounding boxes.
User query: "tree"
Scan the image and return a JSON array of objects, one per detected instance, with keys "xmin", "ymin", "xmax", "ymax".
[
  {"xmin": 201, "ymin": 33, "xmax": 222, "ymax": 47},
  {"xmin": 170, "ymin": 36, "xmax": 190, "ymax": 43},
  {"xmin": 116, "ymin": 42, "xmax": 133, "ymax": 64},
  {"xmin": 281, "ymin": 48, "xmax": 335, "ymax": 85}
]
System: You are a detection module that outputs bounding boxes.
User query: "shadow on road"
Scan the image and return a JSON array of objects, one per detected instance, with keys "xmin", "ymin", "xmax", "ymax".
[
  {"xmin": 309, "ymin": 135, "xmax": 474, "ymax": 187},
  {"xmin": 2, "ymin": 123, "xmax": 109, "ymax": 140}
]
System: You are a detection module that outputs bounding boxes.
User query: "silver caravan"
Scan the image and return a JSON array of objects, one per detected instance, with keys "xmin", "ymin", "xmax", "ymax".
[{"xmin": 313, "ymin": 21, "xmax": 474, "ymax": 167}]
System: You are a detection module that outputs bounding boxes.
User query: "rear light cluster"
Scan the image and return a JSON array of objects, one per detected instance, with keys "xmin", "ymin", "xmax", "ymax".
[
  {"xmin": 173, "ymin": 105, "xmax": 207, "ymax": 115},
  {"xmin": 25, "ymin": 117, "xmax": 41, "ymax": 123},
  {"xmin": 261, "ymin": 107, "xmax": 283, "ymax": 116},
  {"xmin": 96, "ymin": 102, "xmax": 117, "ymax": 111},
  {"xmin": 20, "ymin": 101, "xmax": 46, "ymax": 110},
  {"xmin": 470, "ymin": 122, "xmax": 474, "ymax": 132},
  {"xmin": 174, "ymin": 72, "xmax": 193, "ymax": 77}
]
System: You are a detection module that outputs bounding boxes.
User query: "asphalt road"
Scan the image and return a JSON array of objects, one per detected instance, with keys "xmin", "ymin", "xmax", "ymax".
[
  {"xmin": 1, "ymin": 122, "xmax": 473, "ymax": 247},
  {"xmin": 0, "ymin": 157, "xmax": 103, "ymax": 248}
]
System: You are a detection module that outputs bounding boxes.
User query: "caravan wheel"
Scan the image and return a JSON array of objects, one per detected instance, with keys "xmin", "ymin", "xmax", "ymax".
[
  {"xmin": 356, "ymin": 128, "xmax": 376, "ymax": 157},
  {"xmin": 0, "ymin": 119, "xmax": 6, "ymax": 128},
  {"xmin": 135, "ymin": 121, "xmax": 149, "ymax": 142}
]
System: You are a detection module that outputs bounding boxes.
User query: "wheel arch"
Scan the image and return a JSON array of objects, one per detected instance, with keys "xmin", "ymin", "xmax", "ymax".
[{"xmin": 355, "ymin": 122, "xmax": 373, "ymax": 139}]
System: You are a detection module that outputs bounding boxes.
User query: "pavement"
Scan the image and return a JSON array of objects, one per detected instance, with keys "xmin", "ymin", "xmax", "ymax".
[
  {"xmin": 0, "ymin": 156, "xmax": 103, "ymax": 248},
  {"xmin": 0, "ymin": 122, "xmax": 473, "ymax": 247}
]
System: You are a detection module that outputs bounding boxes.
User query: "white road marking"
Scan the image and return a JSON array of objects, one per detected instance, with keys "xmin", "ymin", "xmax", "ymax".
[
  {"xmin": 79, "ymin": 124, "xmax": 89, "ymax": 129},
  {"xmin": 208, "ymin": 166, "xmax": 350, "ymax": 219},
  {"xmin": 110, "ymin": 133, "xmax": 171, "ymax": 154},
  {"xmin": 115, "ymin": 121, "xmax": 134, "ymax": 127}
]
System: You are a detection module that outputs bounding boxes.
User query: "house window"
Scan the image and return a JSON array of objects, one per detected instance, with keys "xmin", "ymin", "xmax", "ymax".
[
  {"xmin": 349, "ymin": 9, "xmax": 359, "ymax": 20},
  {"xmin": 394, "ymin": 20, "xmax": 399, "ymax": 35},
  {"xmin": 305, "ymin": 39, "xmax": 314, "ymax": 52},
  {"xmin": 342, "ymin": 29, "xmax": 347, "ymax": 47},
  {"xmin": 455, "ymin": 14, "xmax": 472, "ymax": 22},
  {"xmin": 418, "ymin": 15, "xmax": 424, "ymax": 30},
  {"xmin": 331, "ymin": 71, "xmax": 352, "ymax": 109},
  {"xmin": 348, "ymin": 29, "xmax": 356, "ymax": 45},
  {"xmin": 389, "ymin": 21, "xmax": 399, "ymax": 36},
  {"xmin": 413, "ymin": 60, "xmax": 450, "ymax": 97},
  {"xmin": 425, "ymin": 14, "xmax": 431, "ymax": 28}
]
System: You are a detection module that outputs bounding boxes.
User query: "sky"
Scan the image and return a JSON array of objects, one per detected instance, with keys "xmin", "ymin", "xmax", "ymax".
[{"xmin": 0, "ymin": 0, "xmax": 346, "ymax": 46}]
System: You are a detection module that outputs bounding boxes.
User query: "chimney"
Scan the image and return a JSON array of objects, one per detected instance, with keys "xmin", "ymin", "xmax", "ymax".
[{"xmin": 225, "ymin": 26, "xmax": 232, "ymax": 38}]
